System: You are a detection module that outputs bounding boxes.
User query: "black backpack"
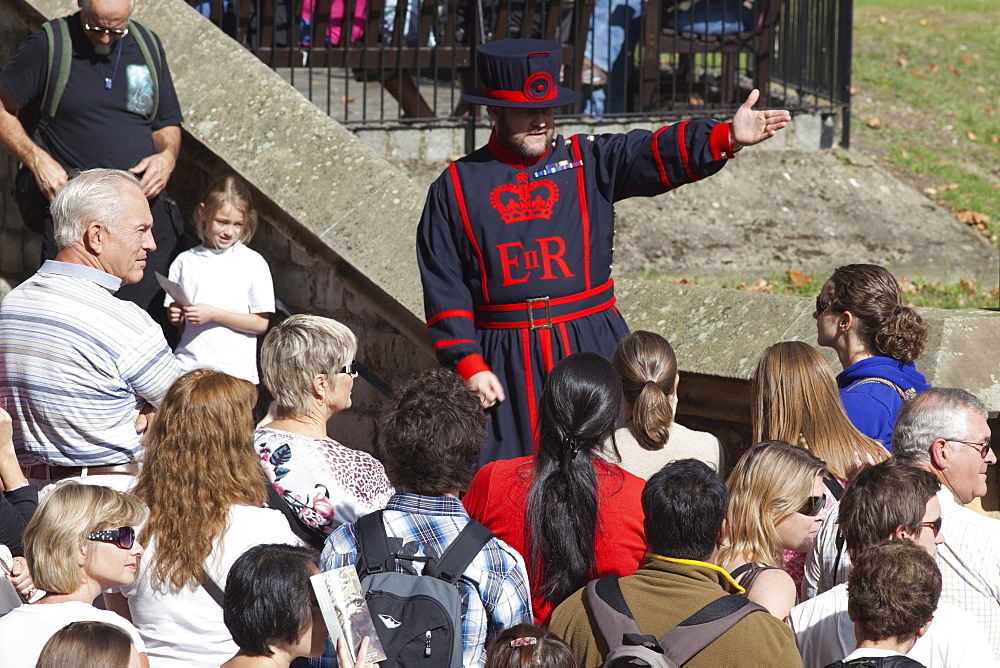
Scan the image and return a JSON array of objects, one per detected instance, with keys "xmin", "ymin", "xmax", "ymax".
[
  {"xmin": 585, "ymin": 575, "xmax": 768, "ymax": 667},
  {"xmin": 354, "ymin": 511, "xmax": 494, "ymax": 667}
]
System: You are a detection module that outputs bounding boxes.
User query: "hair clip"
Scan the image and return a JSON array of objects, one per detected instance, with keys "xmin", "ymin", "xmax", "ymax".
[
  {"xmin": 510, "ymin": 637, "xmax": 537, "ymax": 647},
  {"xmin": 563, "ymin": 436, "xmax": 581, "ymax": 456}
]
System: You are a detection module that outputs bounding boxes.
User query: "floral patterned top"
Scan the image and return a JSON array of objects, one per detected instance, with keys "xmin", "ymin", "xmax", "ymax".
[{"xmin": 255, "ymin": 427, "xmax": 394, "ymax": 535}]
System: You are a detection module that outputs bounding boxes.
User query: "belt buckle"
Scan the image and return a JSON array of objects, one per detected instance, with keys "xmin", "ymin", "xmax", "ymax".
[{"xmin": 527, "ymin": 296, "xmax": 552, "ymax": 330}]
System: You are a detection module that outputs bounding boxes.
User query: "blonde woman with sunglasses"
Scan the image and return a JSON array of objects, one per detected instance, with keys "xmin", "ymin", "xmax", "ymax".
[
  {"xmin": 0, "ymin": 482, "xmax": 148, "ymax": 667},
  {"xmin": 718, "ymin": 441, "xmax": 829, "ymax": 621}
]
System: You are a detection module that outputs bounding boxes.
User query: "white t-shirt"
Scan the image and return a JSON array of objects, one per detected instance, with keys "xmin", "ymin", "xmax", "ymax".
[
  {"xmin": 0, "ymin": 600, "xmax": 146, "ymax": 667},
  {"xmin": 118, "ymin": 505, "xmax": 299, "ymax": 667},
  {"xmin": 165, "ymin": 243, "xmax": 274, "ymax": 383},
  {"xmin": 788, "ymin": 583, "xmax": 998, "ymax": 668}
]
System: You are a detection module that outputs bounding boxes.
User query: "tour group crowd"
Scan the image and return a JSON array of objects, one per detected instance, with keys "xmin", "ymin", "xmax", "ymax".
[{"xmin": 0, "ymin": 4, "xmax": 996, "ymax": 667}]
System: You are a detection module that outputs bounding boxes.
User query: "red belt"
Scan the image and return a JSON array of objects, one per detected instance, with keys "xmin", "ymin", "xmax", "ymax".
[
  {"xmin": 22, "ymin": 463, "xmax": 136, "ymax": 481},
  {"xmin": 475, "ymin": 280, "xmax": 616, "ymax": 330}
]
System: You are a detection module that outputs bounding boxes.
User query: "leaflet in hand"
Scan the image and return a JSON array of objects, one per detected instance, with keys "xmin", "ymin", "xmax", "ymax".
[
  {"xmin": 155, "ymin": 272, "xmax": 191, "ymax": 307},
  {"xmin": 310, "ymin": 565, "xmax": 387, "ymax": 663}
]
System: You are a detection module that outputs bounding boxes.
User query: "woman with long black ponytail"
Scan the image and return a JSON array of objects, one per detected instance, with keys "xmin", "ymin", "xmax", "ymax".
[{"xmin": 463, "ymin": 353, "xmax": 647, "ymax": 625}]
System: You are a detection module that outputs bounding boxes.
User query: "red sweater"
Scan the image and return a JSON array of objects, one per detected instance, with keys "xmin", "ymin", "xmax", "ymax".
[{"xmin": 463, "ymin": 455, "xmax": 647, "ymax": 625}]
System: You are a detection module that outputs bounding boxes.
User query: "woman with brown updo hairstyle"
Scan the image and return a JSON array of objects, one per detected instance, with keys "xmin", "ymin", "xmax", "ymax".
[
  {"xmin": 107, "ymin": 369, "xmax": 298, "ymax": 667},
  {"xmin": 814, "ymin": 264, "xmax": 930, "ymax": 448},
  {"xmin": 605, "ymin": 331, "xmax": 723, "ymax": 479}
]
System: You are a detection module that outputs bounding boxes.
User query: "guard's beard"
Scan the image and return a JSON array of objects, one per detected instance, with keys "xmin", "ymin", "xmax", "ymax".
[{"xmin": 94, "ymin": 43, "xmax": 112, "ymax": 56}]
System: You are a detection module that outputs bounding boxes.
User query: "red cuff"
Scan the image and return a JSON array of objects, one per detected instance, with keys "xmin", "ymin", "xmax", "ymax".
[
  {"xmin": 709, "ymin": 122, "xmax": 736, "ymax": 160},
  {"xmin": 455, "ymin": 354, "xmax": 491, "ymax": 381}
]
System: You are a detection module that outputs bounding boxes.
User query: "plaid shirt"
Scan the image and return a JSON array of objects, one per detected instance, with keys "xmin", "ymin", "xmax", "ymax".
[
  {"xmin": 935, "ymin": 487, "xmax": 1000, "ymax": 658},
  {"xmin": 313, "ymin": 493, "xmax": 532, "ymax": 667}
]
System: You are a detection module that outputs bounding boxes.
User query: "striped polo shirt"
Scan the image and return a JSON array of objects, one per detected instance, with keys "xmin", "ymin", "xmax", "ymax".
[{"xmin": 0, "ymin": 261, "xmax": 180, "ymax": 466}]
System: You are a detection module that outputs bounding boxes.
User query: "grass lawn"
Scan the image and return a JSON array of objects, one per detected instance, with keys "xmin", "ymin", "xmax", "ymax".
[{"xmin": 849, "ymin": 0, "xmax": 1000, "ymax": 252}]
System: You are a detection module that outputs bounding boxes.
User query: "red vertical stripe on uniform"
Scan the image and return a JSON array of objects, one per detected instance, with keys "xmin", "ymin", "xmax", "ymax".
[
  {"xmin": 539, "ymin": 328, "xmax": 554, "ymax": 373},
  {"xmin": 522, "ymin": 328, "xmax": 538, "ymax": 442},
  {"xmin": 449, "ymin": 164, "xmax": 491, "ymax": 304},
  {"xmin": 570, "ymin": 137, "xmax": 592, "ymax": 291},
  {"xmin": 675, "ymin": 120, "xmax": 699, "ymax": 183},
  {"xmin": 651, "ymin": 127, "xmax": 673, "ymax": 189},
  {"xmin": 558, "ymin": 323, "xmax": 571, "ymax": 355}
]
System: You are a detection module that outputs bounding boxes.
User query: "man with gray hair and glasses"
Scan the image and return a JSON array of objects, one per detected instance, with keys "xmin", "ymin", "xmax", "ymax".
[
  {"xmin": 0, "ymin": 169, "xmax": 180, "ymax": 492},
  {"xmin": 805, "ymin": 387, "xmax": 999, "ymax": 658}
]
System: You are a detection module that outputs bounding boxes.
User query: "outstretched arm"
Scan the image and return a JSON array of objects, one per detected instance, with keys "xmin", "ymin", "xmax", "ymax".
[{"xmin": 730, "ymin": 89, "xmax": 791, "ymax": 149}]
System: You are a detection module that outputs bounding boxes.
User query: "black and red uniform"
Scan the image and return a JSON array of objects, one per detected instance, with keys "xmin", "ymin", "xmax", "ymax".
[{"xmin": 417, "ymin": 120, "xmax": 739, "ymax": 466}]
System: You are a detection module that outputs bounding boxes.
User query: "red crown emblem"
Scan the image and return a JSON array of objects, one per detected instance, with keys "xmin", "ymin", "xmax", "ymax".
[{"xmin": 489, "ymin": 172, "xmax": 559, "ymax": 224}]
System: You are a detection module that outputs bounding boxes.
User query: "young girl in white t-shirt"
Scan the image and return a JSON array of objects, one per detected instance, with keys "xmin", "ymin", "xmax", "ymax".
[{"xmin": 166, "ymin": 176, "xmax": 274, "ymax": 383}]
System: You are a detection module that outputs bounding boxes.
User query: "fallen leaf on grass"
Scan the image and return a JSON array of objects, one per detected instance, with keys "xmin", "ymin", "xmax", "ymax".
[
  {"xmin": 877, "ymin": 15, "xmax": 888, "ymax": 24},
  {"xmin": 341, "ymin": 96, "xmax": 355, "ymax": 103},
  {"xmin": 976, "ymin": 86, "xmax": 987, "ymax": 93},
  {"xmin": 911, "ymin": 70, "xmax": 925, "ymax": 77},
  {"xmin": 849, "ymin": 86, "xmax": 858, "ymax": 95},
  {"xmin": 928, "ymin": 64, "xmax": 939, "ymax": 72},
  {"xmin": 993, "ymin": 183, "xmax": 1000, "ymax": 190},
  {"xmin": 959, "ymin": 279, "xmax": 979, "ymax": 295},
  {"xmin": 866, "ymin": 117, "xmax": 881, "ymax": 129},
  {"xmin": 737, "ymin": 278, "xmax": 774, "ymax": 294},
  {"xmin": 966, "ymin": 131, "xmax": 978, "ymax": 141},
  {"xmin": 897, "ymin": 277, "xmax": 920, "ymax": 294},
  {"xmin": 671, "ymin": 277, "xmax": 698, "ymax": 285},
  {"xmin": 919, "ymin": 18, "xmax": 928, "ymax": 26},
  {"xmin": 955, "ymin": 209, "xmax": 992, "ymax": 235},
  {"xmin": 787, "ymin": 270, "xmax": 813, "ymax": 287},
  {"xmin": 991, "ymin": 135, "xmax": 1000, "ymax": 144},
  {"xmin": 947, "ymin": 65, "xmax": 961, "ymax": 75},
  {"xmin": 923, "ymin": 187, "xmax": 938, "ymax": 196},
  {"xmin": 898, "ymin": 58, "xmax": 908, "ymax": 68},
  {"xmin": 960, "ymin": 54, "xmax": 971, "ymax": 64}
]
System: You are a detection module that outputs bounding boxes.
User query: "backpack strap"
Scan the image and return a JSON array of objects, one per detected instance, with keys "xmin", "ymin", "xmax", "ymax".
[
  {"xmin": 658, "ymin": 595, "xmax": 767, "ymax": 665},
  {"xmin": 201, "ymin": 574, "xmax": 225, "ymax": 607},
  {"xmin": 585, "ymin": 576, "xmax": 657, "ymax": 656},
  {"xmin": 40, "ymin": 18, "xmax": 72, "ymax": 119},
  {"xmin": 824, "ymin": 474, "xmax": 844, "ymax": 501},
  {"xmin": 264, "ymin": 480, "xmax": 328, "ymax": 550},
  {"xmin": 845, "ymin": 377, "xmax": 908, "ymax": 400},
  {"xmin": 728, "ymin": 562, "xmax": 779, "ymax": 593},
  {"xmin": 128, "ymin": 21, "xmax": 162, "ymax": 119},
  {"xmin": 355, "ymin": 510, "xmax": 397, "ymax": 577},
  {"xmin": 423, "ymin": 520, "xmax": 494, "ymax": 584}
]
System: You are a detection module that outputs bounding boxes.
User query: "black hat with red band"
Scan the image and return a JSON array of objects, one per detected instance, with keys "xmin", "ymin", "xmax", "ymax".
[{"xmin": 462, "ymin": 39, "xmax": 580, "ymax": 109}]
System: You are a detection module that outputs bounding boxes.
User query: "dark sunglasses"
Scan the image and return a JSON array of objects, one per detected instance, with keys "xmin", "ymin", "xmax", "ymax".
[
  {"xmin": 87, "ymin": 526, "xmax": 135, "ymax": 549},
  {"xmin": 920, "ymin": 517, "xmax": 943, "ymax": 537},
  {"xmin": 795, "ymin": 495, "xmax": 826, "ymax": 517},
  {"xmin": 83, "ymin": 22, "xmax": 129, "ymax": 37},
  {"xmin": 338, "ymin": 360, "xmax": 358, "ymax": 376}
]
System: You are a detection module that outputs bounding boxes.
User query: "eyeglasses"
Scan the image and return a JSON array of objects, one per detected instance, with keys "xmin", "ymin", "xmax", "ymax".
[
  {"xmin": 86, "ymin": 526, "xmax": 135, "ymax": 549},
  {"xmin": 83, "ymin": 22, "xmax": 129, "ymax": 37},
  {"xmin": 338, "ymin": 360, "xmax": 358, "ymax": 376},
  {"xmin": 945, "ymin": 437, "xmax": 992, "ymax": 459},
  {"xmin": 795, "ymin": 495, "xmax": 827, "ymax": 517},
  {"xmin": 919, "ymin": 517, "xmax": 943, "ymax": 537}
]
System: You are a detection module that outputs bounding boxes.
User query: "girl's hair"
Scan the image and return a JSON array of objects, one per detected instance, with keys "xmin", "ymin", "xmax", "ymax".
[
  {"xmin": 484, "ymin": 623, "xmax": 576, "ymax": 668},
  {"xmin": 260, "ymin": 314, "xmax": 358, "ymax": 419},
  {"xmin": 37, "ymin": 621, "xmax": 136, "ymax": 668},
  {"xmin": 23, "ymin": 482, "xmax": 146, "ymax": 595},
  {"xmin": 527, "ymin": 352, "xmax": 623, "ymax": 607},
  {"xmin": 194, "ymin": 175, "xmax": 259, "ymax": 244},
  {"xmin": 612, "ymin": 331, "xmax": 678, "ymax": 451},
  {"xmin": 719, "ymin": 440, "xmax": 828, "ymax": 568},
  {"xmin": 133, "ymin": 369, "xmax": 267, "ymax": 589},
  {"xmin": 751, "ymin": 341, "xmax": 888, "ymax": 481},
  {"xmin": 224, "ymin": 544, "xmax": 319, "ymax": 656},
  {"xmin": 816, "ymin": 264, "xmax": 928, "ymax": 364}
]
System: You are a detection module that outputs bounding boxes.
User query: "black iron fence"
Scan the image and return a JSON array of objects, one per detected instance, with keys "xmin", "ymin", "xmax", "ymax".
[{"xmin": 190, "ymin": 0, "xmax": 852, "ymax": 145}]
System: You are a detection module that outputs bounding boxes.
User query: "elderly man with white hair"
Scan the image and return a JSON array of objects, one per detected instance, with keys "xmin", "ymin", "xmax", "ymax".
[{"xmin": 0, "ymin": 169, "xmax": 180, "ymax": 491}]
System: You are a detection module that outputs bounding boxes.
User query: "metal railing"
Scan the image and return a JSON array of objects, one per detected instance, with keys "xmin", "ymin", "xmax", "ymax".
[{"xmin": 189, "ymin": 0, "xmax": 852, "ymax": 146}]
